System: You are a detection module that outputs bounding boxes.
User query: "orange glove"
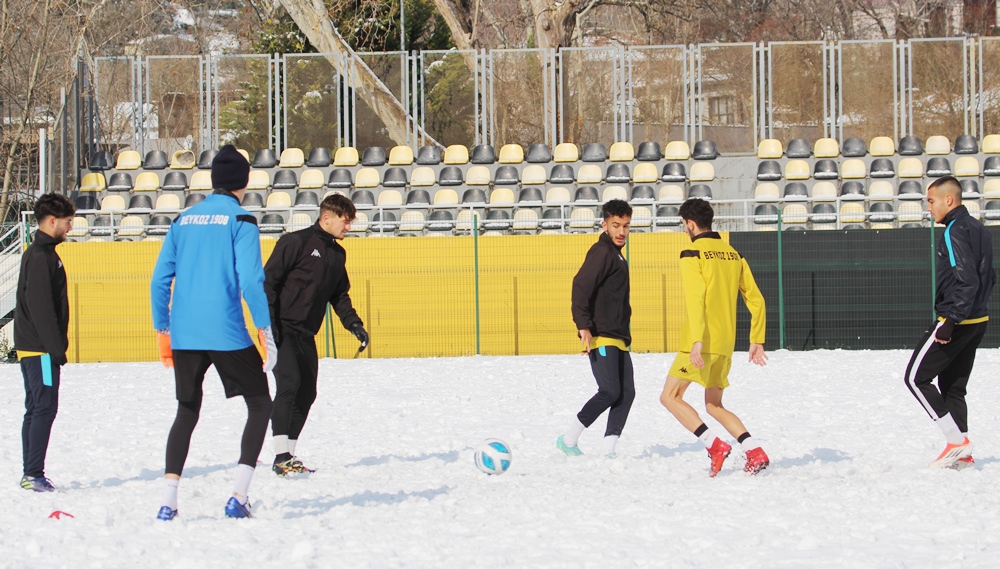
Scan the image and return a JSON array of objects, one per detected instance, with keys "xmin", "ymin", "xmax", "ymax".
[
  {"xmin": 258, "ymin": 327, "xmax": 276, "ymax": 373},
  {"xmin": 157, "ymin": 332, "xmax": 174, "ymax": 368}
]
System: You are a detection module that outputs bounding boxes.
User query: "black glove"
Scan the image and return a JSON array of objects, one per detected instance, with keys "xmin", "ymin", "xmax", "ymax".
[
  {"xmin": 349, "ymin": 322, "xmax": 369, "ymax": 346},
  {"xmin": 50, "ymin": 352, "xmax": 67, "ymax": 367},
  {"xmin": 936, "ymin": 319, "xmax": 955, "ymax": 342}
]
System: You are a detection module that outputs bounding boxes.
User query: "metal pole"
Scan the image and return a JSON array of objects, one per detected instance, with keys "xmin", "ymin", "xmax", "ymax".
[
  {"xmin": 777, "ymin": 210, "xmax": 785, "ymax": 350},
  {"xmin": 38, "ymin": 128, "xmax": 46, "ymax": 196},
  {"xmin": 473, "ymin": 211, "xmax": 481, "ymax": 355},
  {"xmin": 400, "ymin": 0, "xmax": 406, "ymax": 53},
  {"xmin": 60, "ymin": 88, "xmax": 67, "ymax": 195}
]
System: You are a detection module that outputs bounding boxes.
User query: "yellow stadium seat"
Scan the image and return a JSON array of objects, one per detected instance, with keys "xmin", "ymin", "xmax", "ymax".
[
  {"xmin": 784, "ymin": 160, "xmax": 810, "ymax": 181},
  {"xmin": 925, "ymin": 135, "xmax": 950, "ymax": 155},
  {"xmin": 498, "ymin": 144, "xmax": 524, "ymax": 164},
  {"xmin": 377, "ymin": 189, "xmax": 403, "ymax": 207},
  {"xmin": 410, "ymin": 167, "xmax": 435, "ymax": 187},
  {"xmin": 632, "ymin": 163, "xmax": 658, "ymax": 183},
  {"xmin": 813, "ymin": 138, "xmax": 839, "ymax": 158},
  {"xmin": 577, "ymin": 165, "xmax": 603, "ymax": 184},
  {"xmin": 455, "ymin": 209, "xmax": 481, "ymax": 232},
  {"xmin": 100, "ymin": 195, "xmax": 126, "ymax": 212},
  {"xmin": 354, "ymin": 168, "xmax": 380, "ymax": 188},
  {"xmin": 569, "ymin": 207, "xmax": 596, "ymax": 229},
  {"xmin": 521, "ymin": 165, "xmax": 547, "ymax": 185},
  {"xmin": 323, "ymin": 190, "xmax": 346, "ymax": 199},
  {"xmin": 898, "ymin": 202, "xmax": 925, "ymax": 223},
  {"xmin": 512, "ymin": 209, "xmax": 539, "ymax": 231},
  {"xmin": 869, "ymin": 136, "xmax": 895, "ymax": 156},
  {"xmin": 545, "ymin": 187, "xmax": 572, "ymax": 204},
  {"xmin": 279, "ymin": 148, "xmax": 305, "ymax": 168},
  {"xmin": 489, "ymin": 187, "xmax": 516, "ymax": 206},
  {"xmin": 237, "ymin": 149, "xmax": 250, "ymax": 162},
  {"xmin": 840, "ymin": 202, "xmax": 865, "ymax": 223},
  {"xmin": 68, "ymin": 217, "xmax": 89, "ymax": 237},
  {"xmin": 133, "ymin": 172, "xmax": 160, "ymax": 192},
  {"xmin": 554, "ymin": 143, "xmax": 579, "ymax": 162},
  {"xmin": 757, "ymin": 139, "xmax": 783, "ymax": 159},
  {"xmin": 811, "ymin": 181, "xmax": 837, "ymax": 201},
  {"xmin": 266, "ymin": 192, "xmax": 292, "ymax": 208},
  {"xmin": 841, "ymin": 159, "xmax": 866, "ymax": 179},
  {"xmin": 79, "ymin": 173, "xmax": 106, "ymax": 192},
  {"xmin": 602, "ymin": 186, "xmax": 628, "ymax": 202},
  {"xmin": 689, "ymin": 162, "xmax": 715, "ymax": 182},
  {"xmin": 155, "ymin": 194, "xmax": 181, "ymax": 210},
  {"xmin": 444, "ymin": 145, "xmax": 469, "ymax": 165},
  {"xmin": 983, "ymin": 135, "xmax": 1000, "ymax": 154},
  {"xmin": 898, "ymin": 158, "xmax": 924, "ymax": 178},
  {"xmin": 189, "ymin": 170, "xmax": 213, "ymax": 191},
  {"xmin": 388, "ymin": 145, "xmax": 414, "ymax": 165},
  {"xmin": 955, "ymin": 157, "xmax": 980, "ymax": 177},
  {"xmin": 334, "ymin": 147, "xmax": 360, "ymax": 166},
  {"xmin": 663, "ymin": 141, "xmax": 690, "ymax": 160},
  {"xmin": 299, "ymin": 169, "xmax": 325, "ymax": 189},
  {"xmin": 399, "ymin": 211, "xmax": 426, "ymax": 233},
  {"xmin": 782, "ymin": 203, "xmax": 808, "ymax": 224},
  {"xmin": 631, "ymin": 206, "xmax": 653, "ymax": 228},
  {"xmin": 116, "ymin": 151, "xmax": 142, "ymax": 170},
  {"xmin": 247, "ymin": 170, "xmax": 270, "ymax": 191},
  {"xmin": 658, "ymin": 185, "xmax": 684, "ymax": 203},
  {"xmin": 287, "ymin": 213, "xmax": 313, "ymax": 231},
  {"xmin": 868, "ymin": 181, "xmax": 894, "ymax": 201},
  {"xmin": 118, "ymin": 216, "xmax": 145, "ymax": 237},
  {"xmin": 349, "ymin": 211, "xmax": 369, "ymax": 233},
  {"xmin": 170, "ymin": 149, "xmax": 196, "ymax": 169},
  {"xmin": 966, "ymin": 200, "xmax": 981, "ymax": 219},
  {"xmin": 432, "ymin": 189, "xmax": 459, "ymax": 207},
  {"xmin": 754, "ymin": 183, "xmax": 780, "ymax": 202},
  {"xmin": 984, "ymin": 179, "xmax": 1000, "ymax": 198},
  {"xmin": 609, "ymin": 142, "xmax": 634, "ymax": 162},
  {"xmin": 466, "ymin": 166, "xmax": 491, "ymax": 186}
]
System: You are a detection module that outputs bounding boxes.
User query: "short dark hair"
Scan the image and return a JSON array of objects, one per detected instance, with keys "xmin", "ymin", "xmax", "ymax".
[
  {"xmin": 34, "ymin": 193, "xmax": 75, "ymax": 222},
  {"xmin": 602, "ymin": 199, "xmax": 632, "ymax": 220},
  {"xmin": 678, "ymin": 198, "xmax": 713, "ymax": 229},
  {"xmin": 321, "ymin": 193, "xmax": 357, "ymax": 221},
  {"xmin": 927, "ymin": 175, "xmax": 962, "ymax": 203}
]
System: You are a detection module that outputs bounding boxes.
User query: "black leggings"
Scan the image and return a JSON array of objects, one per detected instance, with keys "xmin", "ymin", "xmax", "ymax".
[
  {"xmin": 165, "ymin": 394, "xmax": 273, "ymax": 475},
  {"xmin": 271, "ymin": 334, "xmax": 320, "ymax": 441},
  {"xmin": 577, "ymin": 345, "xmax": 635, "ymax": 437}
]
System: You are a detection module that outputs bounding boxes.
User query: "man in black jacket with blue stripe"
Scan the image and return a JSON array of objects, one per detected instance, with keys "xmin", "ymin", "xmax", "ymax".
[{"xmin": 905, "ymin": 176, "xmax": 995, "ymax": 469}]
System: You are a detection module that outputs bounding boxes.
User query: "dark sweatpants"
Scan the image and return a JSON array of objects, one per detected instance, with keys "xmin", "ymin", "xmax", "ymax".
[
  {"xmin": 577, "ymin": 345, "xmax": 635, "ymax": 437},
  {"xmin": 270, "ymin": 334, "xmax": 320, "ymax": 441},
  {"xmin": 905, "ymin": 320, "xmax": 988, "ymax": 433},
  {"xmin": 21, "ymin": 355, "xmax": 60, "ymax": 478}
]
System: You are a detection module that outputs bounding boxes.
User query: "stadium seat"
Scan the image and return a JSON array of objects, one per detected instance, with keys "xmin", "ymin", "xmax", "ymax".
[
  {"xmin": 352, "ymin": 168, "xmax": 379, "ymax": 189},
  {"xmin": 68, "ymin": 216, "xmax": 89, "ymax": 237},
  {"xmin": 273, "ymin": 169, "xmax": 298, "ymax": 190},
  {"xmin": 636, "ymin": 142, "xmax": 661, "ymax": 161},
  {"xmin": 518, "ymin": 187, "xmax": 544, "ymax": 204},
  {"xmin": 574, "ymin": 186, "xmax": 600, "ymax": 204},
  {"xmin": 349, "ymin": 211, "xmax": 369, "ymax": 233},
  {"xmin": 840, "ymin": 159, "xmax": 866, "ymax": 179},
  {"xmin": 869, "ymin": 137, "xmax": 894, "ymax": 157},
  {"xmin": 489, "ymin": 188, "xmax": 516, "ymax": 207},
  {"xmin": 811, "ymin": 181, "xmax": 837, "ymax": 202},
  {"xmin": 692, "ymin": 140, "xmax": 719, "ymax": 160},
  {"xmin": 184, "ymin": 193, "xmax": 206, "ymax": 208},
  {"xmin": 961, "ymin": 179, "xmax": 980, "ymax": 198},
  {"xmin": 983, "ymin": 135, "xmax": 1000, "ymax": 154},
  {"xmin": 813, "ymin": 160, "xmax": 838, "ymax": 180},
  {"xmin": 581, "ymin": 143, "xmax": 608, "ymax": 162},
  {"xmin": 782, "ymin": 203, "xmax": 809, "ymax": 225},
  {"xmin": 602, "ymin": 186, "xmax": 628, "ymax": 202},
  {"xmin": 90, "ymin": 215, "xmax": 113, "ymax": 236},
  {"xmin": 133, "ymin": 171, "xmax": 159, "ymax": 192},
  {"xmin": 984, "ymin": 156, "xmax": 1000, "ymax": 176},
  {"xmin": 189, "ymin": 170, "xmax": 213, "ymax": 191},
  {"xmin": 898, "ymin": 202, "xmax": 925, "ymax": 223},
  {"xmin": 630, "ymin": 206, "xmax": 653, "ymax": 230},
  {"xmin": 381, "ymin": 167, "xmax": 408, "ymax": 188},
  {"xmin": 438, "ymin": 167, "xmax": 463, "ymax": 186},
  {"xmin": 753, "ymin": 204, "xmax": 779, "ymax": 225},
  {"xmin": 145, "ymin": 215, "xmax": 172, "ymax": 236},
  {"xmin": 127, "ymin": 194, "xmax": 153, "ymax": 212},
  {"xmin": 100, "ymin": 194, "xmax": 126, "ymax": 212},
  {"xmin": 417, "ymin": 145, "xmax": 443, "ymax": 165},
  {"xmin": 252, "ymin": 149, "xmax": 278, "ymax": 168},
  {"xmin": 658, "ymin": 185, "xmax": 684, "ymax": 203},
  {"xmin": 279, "ymin": 148, "xmax": 305, "ymax": 168},
  {"xmin": 244, "ymin": 170, "xmax": 269, "ymax": 191},
  {"xmin": 985, "ymin": 179, "xmax": 1000, "ymax": 198},
  {"xmin": 898, "ymin": 158, "xmax": 924, "ymax": 178},
  {"xmin": 966, "ymin": 200, "xmax": 982, "ymax": 219},
  {"xmin": 79, "ymin": 172, "xmax": 106, "ymax": 193},
  {"xmin": 197, "ymin": 150, "xmax": 217, "ymax": 169},
  {"xmin": 298, "ymin": 169, "xmax": 326, "ymax": 190},
  {"xmin": 465, "ymin": 165, "xmax": 492, "ymax": 185},
  {"xmin": 376, "ymin": 189, "xmax": 403, "ymax": 207},
  {"xmin": 471, "ymin": 144, "xmax": 497, "ymax": 164},
  {"xmin": 630, "ymin": 185, "xmax": 655, "ymax": 203},
  {"xmin": 161, "ymin": 171, "xmax": 188, "ymax": 191},
  {"xmin": 954, "ymin": 134, "xmax": 978, "ymax": 154},
  {"xmin": 351, "ymin": 190, "xmax": 376, "ymax": 207},
  {"xmin": 757, "ymin": 139, "xmax": 783, "ymax": 159},
  {"xmin": 323, "ymin": 190, "xmax": 346, "ymax": 199},
  {"xmin": 388, "ymin": 145, "xmax": 414, "ymax": 166},
  {"xmin": 783, "ymin": 182, "xmax": 809, "ymax": 201},
  {"xmin": 784, "ymin": 160, "xmax": 809, "ymax": 181},
  {"xmin": 811, "ymin": 203, "xmax": 837, "ymax": 225},
  {"xmin": 361, "ymin": 146, "xmax": 387, "ymax": 166},
  {"xmin": 898, "ymin": 135, "xmax": 923, "ymax": 156},
  {"xmin": 405, "ymin": 189, "xmax": 432, "ymax": 206},
  {"xmin": 266, "ymin": 192, "xmax": 292, "ymax": 208},
  {"xmin": 295, "ymin": 191, "xmax": 319, "ymax": 208},
  {"xmin": 840, "ymin": 202, "xmax": 865, "ymax": 223},
  {"xmin": 512, "ymin": 209, "xmax": 540, "ymax": 232},
  {"xmin": 326, "ymin": 168, "xmax": 352, "ymax": 189},
  {"xmin": 498, "ymin": 144, "xmax": 524, "ymax": 164},
  {"xmin": 545, "ymin": 187, "xmax": 572, "ymax": 204},
  {"xmin": 632, "ymin": 163, "xmax": 658, "ymax": 184},
  {"xmin": 334, "ymin": 147, "xmax": 360, "ymax": 167},
  {"xmin": 107, "ymin": 172, "xmax": 133, "ymax": 192},
  {"xmin": 89, "ymin": 151, "xmax": 112, "ymax": 171},
  {"xmin": 549, "ymin": 164, "xmax": 575, "ymax": 184},
  {"xmin": 655, "ymin": 205, "xmax": 681, "ymax": 228},
  {"xmin": 241, "ymin": 192, "xmax": 264, "ymax": 209},
  {"xmin": 663, "ymin": 141, "xmax": 690, "ymax": 160},
  {"xmin": 985, "ymin": 200, "xmax": 1000, "ymax": 222},
  {"xmin": 898, "ymin": 180, "xmax": 924, "ymax": 200},
  {"xmin": 462, "ymin": 188, "xmax": 488, "ymax": 205},
  {"xmin": 493, "ymin": 166, "xmax": 519, "ymax": 185},
  {"xmin": 287, "ymin": 213, "xmax": 314, "ymax": 231},
  {"xmin": 554, "ymin": 143, "xmax": 579, "ymax": 162},
  {"xmin": 926, "ymin": 157, "xmax": 952, "ymax": 177},
  {"xmin": 143, "ymin": 151, "xmax": 168, "ymax": 170},
  {"xmin": 754, "ymin": 183, "xmax": 780, "ymax": 202},
  {"xmin": 661, "ymin": 162, "xmax": 686, "ymax": 182},
  {"xmin": 540, "ymin": 208, "xmax": 565, "ymax": 231},
  {"xmin": 842, "ymin": 137, "xmax": 867, "ymax": 157},
  {"xmin": 398, "ymin": 211, "xmax": 427, "ymax": 233},
  {"xmin": 689, "ymin": 162, "xmax": 715, "ymax": 182},
  {"xmin": 869, "ymin": 202, "xmax": 895, "ymax": 223},
  {"xmin": 840, "ymin": 181, "xmax": 866, "ymax": 200},
  {"xmin": 868, "ymin": 180, "xmax": 894, "ymax": 201},
  {"xmin": 609, "ymin": 142, "xmax": 634, "ymax": 162},
  {"xmin": 526, "ymin": 143, "xmax": 552, "ymax": 163},
  {"xmin": 432, "ymin": 189, "xmax": 459, "ymax": 207},
  {"xmin": 925, "ymin": 135, "xmax": 950, "ymax": 155},
  {"xmin": 757, "ymin": 161, "xmax": 782, "ymax": 181},
  {"xmin": 409, "ymin": 167, "xmax": 435, "ymax": 187},
  {"xmin": 155, "ymin": 193, "xmax": 181, "ymax": 210},
  {"xmin": 115, "ymin": 151, "xmax": 142, "ymax": 170},
  {"xmin": 482, "ymin": 209, "xmax": 512, "ymax": 231},
  {"xmin": 455, "ymin": 209, "xmax": 481, "ymax": 233},
  {"xmin": 569, "ymin": 207, "xmax": 597, "ymax": 230},
  {"xmin": 955, "ymin": 157, "xmax": 980, "ymax": 177},
  {"xmin": 813, "ymin": 138, "xmax": 839, "ymax": 158},
  {"xmin": 869, "ymin": 159, "xmax": 895, "ymax": 178},
  {"xmin": 576, "ymin": 164, "xmax": 604, "ymax": 184},
  {"xmin": 521, "ymin": 165, "xmax": 547, "ymax": 185},
  {"xmin": 786, "ymin": 139, "xmax": 811, "ymax": 158},
  {"xmin": 444, "ymin": 145, "xmax": 469, "ymax": 165},
  {"xmin": 688, "ymin": 184, "xmax": 713, "ymax": 200},
  {"xmin": 259, "ymin": 213, "xmax": 286, "ymax": 234},
  {"xmin": 426, "ymin": 210, "xmax": 455, "ymax": 232},
  {"xmin": 302, "ymin": 147, "xmax": 330, "ymax": 167},
  {"xmin": 170, "ymin": 150, "xmax": 196, "ymax": 170},
  {"xmin": 605, "ymin": 163, "xmax": 630, "ymax": 184}
]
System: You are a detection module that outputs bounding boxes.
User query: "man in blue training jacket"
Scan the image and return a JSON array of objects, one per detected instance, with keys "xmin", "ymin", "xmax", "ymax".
[{"xmin": 150, "ymin": 145, "xmax": 277, "ymax": 520}]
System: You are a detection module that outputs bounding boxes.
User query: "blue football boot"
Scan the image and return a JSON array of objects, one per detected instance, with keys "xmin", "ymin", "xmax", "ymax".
[
  {"xmin": 20, "ymin": 476, "xmax": 56, "ymax": 492},
  {"xmin": 156, "ymin": 506, "xmax": 178, "ymax": 521},
  {"xmin": 224, "ymin": 496, "xmax": 253, "ymax": 519}
]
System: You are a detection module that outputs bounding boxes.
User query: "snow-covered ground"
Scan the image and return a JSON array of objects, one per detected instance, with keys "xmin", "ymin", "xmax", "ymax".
[{"xmin": 2, "ymin": 349, "xmax": 1000, "ymax": 568}]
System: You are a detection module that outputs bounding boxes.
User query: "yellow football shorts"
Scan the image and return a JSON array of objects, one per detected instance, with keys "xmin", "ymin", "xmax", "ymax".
[{"xmin": 668, "ymin": 352, "xmax": 733, "ymax": 389}]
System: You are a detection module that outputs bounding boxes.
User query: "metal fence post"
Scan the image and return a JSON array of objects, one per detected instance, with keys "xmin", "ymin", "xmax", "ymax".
[
  {"xmin": 473, "ymin": 211, "xmax": 481, "ymax": 355},
  {"xmin": 777, "ymin": 210, "xmax": 785, "ymax": 350}
]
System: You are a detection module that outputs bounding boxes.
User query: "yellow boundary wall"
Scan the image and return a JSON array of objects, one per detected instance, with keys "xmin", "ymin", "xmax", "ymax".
[{"xmin": 55, "ymin": 231, "xmax": 713, "ymax": 362}]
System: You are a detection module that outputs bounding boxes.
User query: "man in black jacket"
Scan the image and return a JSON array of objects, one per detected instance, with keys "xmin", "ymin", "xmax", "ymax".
[
  {"xmin": 14, "ymin": 193, "xmax": 75, "ymax": 492},
  {"xmin": 905, "ymin": 176, "xmax": 995, "ymax": 469},
  {"xmin": 264, "ymin": 193, "xmax": 368, "ymax": 475},
  {"xmin": 557, "ymin": 199, "xmax": 634, "ymax": 458}
]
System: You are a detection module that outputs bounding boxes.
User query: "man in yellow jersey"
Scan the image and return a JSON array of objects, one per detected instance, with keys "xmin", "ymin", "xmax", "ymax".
[
  {"xmin": 905, "ymin": 176, "xmax": 994, "ymax": 469},
  {"xmin": 558, "ymin": 199, "xmax": 634, "ymax": 458},
  {"xmin": 660, "ymin": 198, "xmax": 769, "ymax": 477}
]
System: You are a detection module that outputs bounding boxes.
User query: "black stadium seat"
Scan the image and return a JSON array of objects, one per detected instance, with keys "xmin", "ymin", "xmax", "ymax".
[
  {"xmin": 518, "ymin": 187, "xmax": 543, "ymax": 204},
  {"xmin": 549, "ymin": 164, "xmax": 575, "ymax": 184},
  {"xmin": 89, "ymin": 151, "xmax": 112, "ymax": 171},
  {"xmin": 688, "ymin": 184, "xmax": 713, "ymax": 199},
  {"xmin": 630, "ymin": 185, "xmax": 655, "ymax": 202},
  {"xmin": 350, "ymin": 190, "xmax": 376, "ymax": 206},
  {"xmin": 661, "ymin": 162, "xmax": 686, "ymax": 182},
  {"xmin": 295, "ymin": 191, "xmax": 319, "ymax": 207},
  {"xmin": 840, "ymin": 181, "xmax": 866, "ymax": 199},
  {"xmin": 756, "ymin": 160, "xmax": 781, "ymax": 181},
  {"xmin": 471, "ymin": 144, "xmax": 497, "ymax": 164},
  {"xmin": 753, "ymin": 203, "xmax": 778, "ymax": 224},
  {"xmin": 107, "ymin": 172, "xmax": 133, "ymax": 192},
  {"xmin": 783, "ymin": 182, "xmax": 808, "ymax": 200},
  {"xmin": 306, "ymin": 147, "xmax": 332, "ymax": 167},
  {"xmin": 272, "ymin": 169, "xmax": 298, "ymax": 190},
  {"xmin": 926, "ymin": 157, "xmax": 952, "ymax": 177},
  {"xmin": 75, "ymin": 194, "xmax": 98, "ymax": 211},
  {"xmin": 128, "ymin": 194, "xmax": 153, "ymax": 211},
  {"xmin": 581, "ymin": 143, "xmax": 608, "ymax": 162},
  {"xmin": 162, "ymin": 171, "xmax": 188, "ymax": 191},
  {"xmin": 786, "ymin": 138, "xmax": 811, "ymax": 158},
  {"xmin": 438, "ymin": 167, "xmax": 463, "ymax": 186},
  {"xmin": 406, "ymin": 189, "xmax": 432, "ymax": 205},
  {"xmin": 869, "ymin": 158, "xmax": 895, "ymax": 178},
  {"xmin": 197, "ymin": 150, "xmax": 217, "ymax": 169},
  {"xmin": 811, "ymin": 203, "xmax": 837, "ymax": 224},
  {"xmin": 984, "ymin": 156, "xmax": 1000, "ymax": 176},
  {"xmin": 898, "ymin": 135, "xmax": 923, "ymax": 156},
  {"xmin": 416, "ymin": 145, "xmax": 442, "ymax": 165},
  {"xmin": 252, "ymin": 149, "xmax": 278, "ymax": 168},
  {"xmin": 526, "ymin": 143, "xmax": 552, "ymax": 163},
  {"xmin": 143, "ymin": 150, "xmax": 169, "ymax": 170},
  {"xmin": 636, "ymin": 142, "xmax": 661, "ymax": 161},
  {"xmin": 382, "ymin": 167, "xmax": 408, "ymax": 188},
  {"xmin": 184, "ymin": 193, "xmax": 206, "ymax": 208},
  {"xmin": 241, "ymin": 192, "xmax": 265, "ymax": 208},
  {"xmin": 842, "ymin": 137, "xmax": 867, "ymax": 157},
  {"xmin": 574, "ymin": 186, "xmax": 599, "ymax": 203},
  {"xmin": 813, "ymin": 159, "xmax": 838, "ymax": 180},
  {"xmin": 605, "ymin": 163, "xmax": 630, "ymax": 183},
  {"xmin": 954, "ymin": 134, "xmax": 978, "ymax": 155},
  {"xmin": 361, "ymin": 146, "xmax": 387, "ymax": 166},
  {"xmin": 898, "ymin": 180, "xmax": 923, "ymax": 199},
  {"xmin": 494, "ymin": 166, "xmax": 519, "ymax": 185},
  {"xmin": 328, "ymin": 168, "xmax": 353, "ymax": 188},
  {"xmin": 462, "ymin": 188, "xmax": 488, "ymax": 205},
  {"xmin": 147, "ymin": 215, "xmax": 173, "ymax": 235},
  {"xmin": 691, "ymin": 140, "xmax": 719, "ymax": 160}
]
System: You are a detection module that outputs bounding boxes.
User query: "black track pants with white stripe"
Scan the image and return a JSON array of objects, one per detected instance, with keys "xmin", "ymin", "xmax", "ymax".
[{"xmin": 904, "ymin": 320, "xmax": 987, "ymax": 432}]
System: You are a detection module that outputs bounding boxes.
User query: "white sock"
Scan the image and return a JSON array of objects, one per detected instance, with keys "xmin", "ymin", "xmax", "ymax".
[
  {"xmin": 273, "ymin": 435, "xmax": 289, "ymax": 456},
  {"xmin": 696, "ymin": 428, "xmax": 718, "ymax": 449},
  {"xmin": 288, "ymin": 439, "xmax": 297, "ymax": 456},
  {"xmin": 936, "ymin": 413, "xmax": 967, "ymax": 445},
  {"xmin": 232, "ymin": 464, "xmax": 255, "ymax": 504},
  {"xmin": 739, "ymin": 436, "xmax": 758, "ymax": 453},
  {"xmin": 161, "ymin": 478, "xmax": 179, "ymax": 510},
  {"xmin": 601, "ymin": 435, "xmax": 619, "ymax": 455},
  {"xmin": 563, "ymin": 417, "xmax": 586, "ymax": 447}
]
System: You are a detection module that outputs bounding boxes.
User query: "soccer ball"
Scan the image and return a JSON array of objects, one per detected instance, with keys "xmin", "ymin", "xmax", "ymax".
[{"xmin": 474, "ymin": 439, "xmax": 512, "ymax": 475}]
